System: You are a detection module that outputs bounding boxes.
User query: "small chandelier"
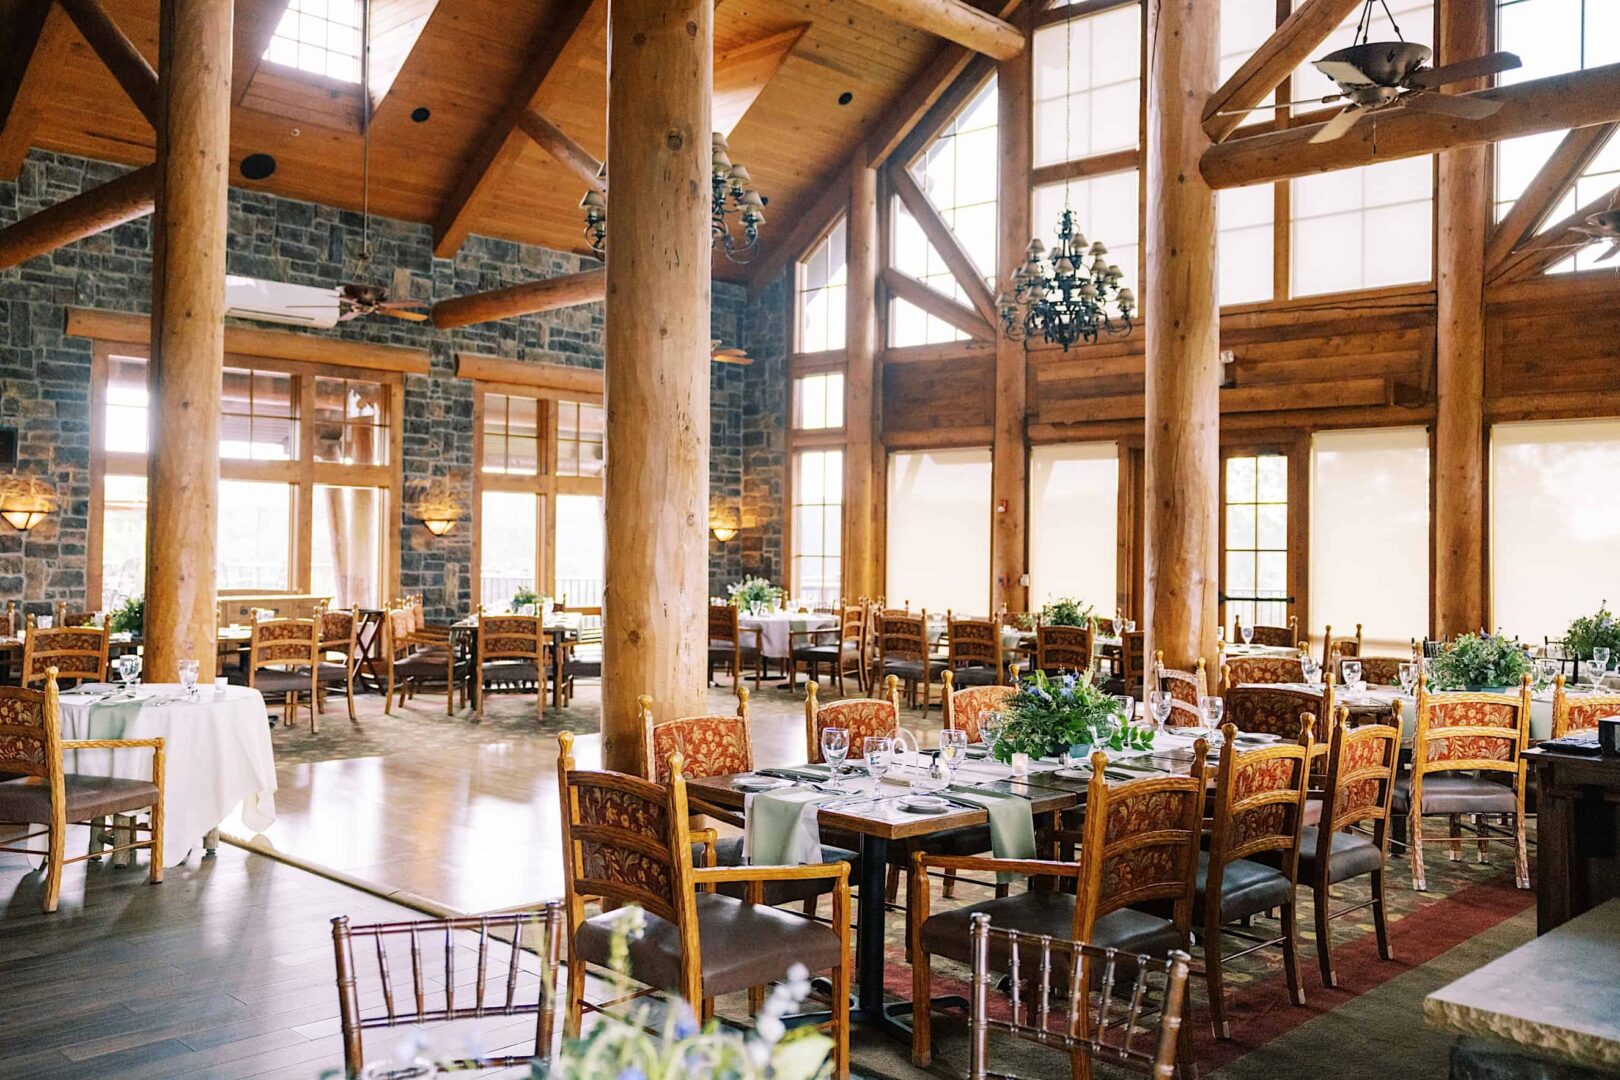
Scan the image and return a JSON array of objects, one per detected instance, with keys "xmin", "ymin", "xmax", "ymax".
[
  {"xmin": 998, "ymin": 209, "xmax": 1135, "ymax": 352},
  {"xmin": 579, "ymin": 133, "xmax": 765, "ymax": 264},
  {"xmin": 0, "ymin": 474, "xmax": 56, "ymax": 532}
]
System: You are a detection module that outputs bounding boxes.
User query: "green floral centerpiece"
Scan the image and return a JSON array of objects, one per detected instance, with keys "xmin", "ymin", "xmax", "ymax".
[
  {"xmin": 510, "ymin": 587, "xmax": 541, "ymax": 613},
  {"xmin": 1039, "ymin": 596, "xmax": 1094, "ymax": 628},
  {"xmin": 726, "ymin": 576, "xmax": 782, "ymax": 610},
  {"xmin": 1428, "ymin": 632, "xmax": 1533, "ymax": 692},
  {"xmin": 1565, "ymin": 602, "xmax": 1620, "ymax": 661},
  {"xmin": 108, "ymin": 595, "xmax": 143, "ymax": 636},
  {"xmin": 991, "ymin": 669, "xmax": 1153, "ymax": 763}
]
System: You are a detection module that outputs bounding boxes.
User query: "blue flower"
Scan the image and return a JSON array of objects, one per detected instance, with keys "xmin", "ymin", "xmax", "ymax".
[
  {"xmin": 617, "ymin": 1068, "xmax": 646, "ymax": 1080},
  {"xmin": 673, "ymin": 1005, "xmax": 698, "ymax": 1039},
  {"xmin": 1061, "ymin": 673, "xmax": 1077, "ymax": 690}
]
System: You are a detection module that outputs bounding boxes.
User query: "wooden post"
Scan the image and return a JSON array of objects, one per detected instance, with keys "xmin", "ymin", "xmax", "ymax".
[
  {"xmin": 1434, "ymin": 0, "xmax": 1490, "ymax": 637},
  {"xmin": 145, "ymin": 0, "xmax": 232, "ymax": 684},
  {"xmin": 1144, "ymin": 0, "xmax": 1220, "ymax": 673},
  {"xmin": 992, "ymin": 14, "xmax": 1030, "ymax": 614},
  {"xmin": 600, "ymin": 0, "xmax": 712, "ymax": 776},
  {"xmin": 844, "ymin": 160, "xmax": 879, "ymax": 602}
]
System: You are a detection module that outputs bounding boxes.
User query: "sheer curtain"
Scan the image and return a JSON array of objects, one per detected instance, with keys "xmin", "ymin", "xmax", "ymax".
[
  {"xmin": 1492, "ymin": 419, "xmax": 1620, "ymax": 643},
  {"xmin": 1029, "ymin": 443, "xmax": 1118, "ymax": 613},
  {"xmin": 886, "ymin": 448, "xmax": 992, "ymax": 615},
  {"xmin": 1309, "ymin": 428, "xmax": 1430, "ymax": 654}
]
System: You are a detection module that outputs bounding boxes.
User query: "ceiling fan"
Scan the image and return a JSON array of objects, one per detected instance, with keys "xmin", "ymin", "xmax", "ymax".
[
  {"xmin": 711, "ymin": 339, "xmax": 752, "ymax": 365},
  {"xmin": 1530, "ymin": 208, "xmax": 1620, "ymax": 266},
  {"xmin": 1217, "ymin": 0, "xmax": 1520, "ymax": 144},
  {"xmin": 333, "ymin": 282, "xmax": 429, "ymax": 321}
]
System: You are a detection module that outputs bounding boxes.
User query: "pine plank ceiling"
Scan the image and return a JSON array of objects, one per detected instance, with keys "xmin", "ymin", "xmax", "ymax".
[{"xmin": 13, "ymin": 0, "xmax": 944, "ymax": 281}]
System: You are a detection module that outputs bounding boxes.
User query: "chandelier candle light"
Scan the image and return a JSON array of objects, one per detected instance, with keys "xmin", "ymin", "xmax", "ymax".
[{"xmin": 581, "ymin": 133, "xmax": 765, "ymax": 264}]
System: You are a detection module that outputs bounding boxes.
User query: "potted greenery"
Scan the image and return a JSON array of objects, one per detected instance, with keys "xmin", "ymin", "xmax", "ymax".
[
  {"xmin": 510, "ymin": 587, "xmax": 541, "ymax": 614},
  {"xmin": 991, "ymin": 669, "xmax": 1153, "ymax": 763},
  {"xmin": 726, "ymin": 576, "xmax": 782, "ymax": 611},
  {"xmin": 1039, "ymin": 596, "xmax": 1094, "ymax": 629},
  {"xmin": 108, "ymin": 595, "xmax": 143, "ymax": 636},
  {"xmin": 1427, "ymin": 632, "xmax": 1533, "ymax": 692},
  {"xmin": 1565, "ymin": 602, "xmax": 1620, "ymax": 661}
]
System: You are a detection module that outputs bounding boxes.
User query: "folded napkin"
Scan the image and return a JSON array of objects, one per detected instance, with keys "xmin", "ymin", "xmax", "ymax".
[
  {"xmin": 946, "ymin": 785, "xmax": 1035, "ymax": 884},
  {"xmin": 762, "ymin": 765, "xmax": 832, "ymax": 783},
  {"xmin": 86, "ymin": 696, "xmax": 146, "ymax": 739},
  {"xmin": 743, "ymin": 787, "xmax": 830, "ymax": 867}
]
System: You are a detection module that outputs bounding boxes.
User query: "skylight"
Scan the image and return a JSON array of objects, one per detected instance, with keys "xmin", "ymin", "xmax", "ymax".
[{"xmin": 264, "ymin": 0, "xmax": 363, "ymax": 84}]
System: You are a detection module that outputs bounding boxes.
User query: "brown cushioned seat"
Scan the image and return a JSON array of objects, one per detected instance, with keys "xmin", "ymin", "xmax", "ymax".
[
  {"xmin": 884, "ymin": 658, "xmax": 947, "ymax": 682},
  {"xmin": 316, "ymin": 662, "xmax": 351, "ymax": 685},
  {"xmin": 0, "ymin": 774, "xmax": 159, "ymax": 824},
  {"xmin": 573, "ymin": 892, "xmax": 842, "ymax": 998},
  {"xmin": 1392, "ymin": 774, "xmax": 1515, "ymax": 816},
  {"xmin": 1193, "ymin": 852, "xmax": 1293, "ymax": 923},
  {"xmin": 919, "ymin": 891, "xmax": 1181, "ymax": 975},
  {"xmin": 253, "ymin": 669, "xmax": 314, "ymax": 693},
  {"xmin": 395, "ymin": 652, "xmax": 456, "ymax": 676},
  {"xmin": 1295, "ymin": 826, "xmax": 1384, "ymax": 885},
  {"xmin": 791, "ymin": 642, "xmax": 844, "ymax": 662},
  {"xmin": 480, "ymin": 660, "xmax": 541, "ymax": 685},
  {"xmin": 690, "ymin": 837, "xmax": 859, "ymax": 904},
  {"xmin": 947, "ymin": 665, "xmax": 1002, "ymax": 687}
]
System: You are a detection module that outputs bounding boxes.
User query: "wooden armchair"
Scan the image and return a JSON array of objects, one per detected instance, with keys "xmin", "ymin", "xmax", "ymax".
[
  {"xmin": 556, "ymin": 732, "xmax": 851, "ymax": 1077},
  {"xmin": 707, "ymin": 604, "xmax": 763, "ymax": 690},
  {"xmin": 316, "ymin": 606, "xmax": 359, "ymax": 725},
  {"xmin": 331, "ymin": 904, "xmax": 564, "ymax": 1078},
  {"xmin": 474, "ymin": 612, "xmax": 546, "ymax": 718},
  {"xmin": 0, "ymin": 671, "xmax": 164, "ymax": 912},
  {"xmin": 908, "ymin": 748, "xmax": 1207, "ymax": 1074},
  {"xmin": 1236, "ymin": 613, "xmax": 1300, "ymax": 649},
  {"xmin": 878, "ymin": 611, "xmax": 944, "ymax": 712},
  {"xmin": 1321, "ymin": 623, "xmax": 1363, "ymax": 670},
  {"xmin": 1222, "ymin": 684, "xmax": 1322, "ymax": 738},
  {"xmin": 248, "ymin": 613, "xmax": 321, "ymax": 731},
  {"xmin": 789, "ymin": 603, "xmax": 867, "ymax": 695},
  {"xmin": 806, "ymin": 676, "xmax": 901, "ymax": 763},
  {"xmin": 1221, "ymin": 654, "xmax": 1305, "ymax": 689},
  {"xmin": 941, "ymin": 674, "xmax": 1015, "ymax": 744},
  {"xmin": 382, "ymin": 607, "xmax": 467, "ymax": 716},
  {"xmin": 1551, "ymin": 673, "xmax": 1620, "ymax": 738},
  {"xmin": 1035, "ymin": 622, "xmax": 1093, "ymax": 677},
  {"xmin": 1154, "ymin": 651, "xmax": 1209, "ymax": 727},
  {"xmin": 21, "ymin": 617, "xmax": 109, "ymax": 689},
  {"xmin": 946, "ymin": 614, "xmax": 1003, "ymax": 687},
  {"xmin": 1395, "ymin": 677, "xmax": 1532, "ymax": 892},
  {"xmin": 1196, "ymin": 721, "xmax": 1313, "ymax": 1039}
]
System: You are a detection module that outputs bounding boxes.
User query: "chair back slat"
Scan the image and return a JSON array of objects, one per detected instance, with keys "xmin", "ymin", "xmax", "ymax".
[
  {"xmin": 1414, "ymin": 678, "xmax": 1530, "ymax": 775},
  {"xmin": 1321, "ymin": 623, "xmax": 1363, "ymax": 670},
  {"xmin": 1222, "ymin": 655, "xmax": 1305, "ymax": 689},
  {"xmin": 1154, "ymin": 653, "xmax": 1208, "ymax": 727},
  {"xmin": 1317, "ymin": 708, "xmax": 1401, "ymax": 836},
  {"xmin": 1121, "ymin": 630, "xmax": 1147, "ymax": 696},
  {"xmin": 1552, "ymin": 675, "xmax": 1620, "ymax": 738},
  {"xmin": 1222, "ymin": 685, "xmax": 1320, "ymax": 738},
  {"xmin": 947, "ymin": 616, "xmax": 1001, "ymax": 671},
  {"xmin": 0, "ymin": 679, "xmax": 55, "ymax": 778},
  {"xmin": 1035, "ymin": 623, "xmax": 1092, "ymax": 675},
  {"xmin": 22, "ymin": 620, "xmax": 110, "ymax": 687},
  {"xmin": 709, "ymin": 604, "xmax": 740, "ymax": 645},
  {"xmin": 879, "ymin": 613, "xmax": 928, "ymax": 664},
  {"xmin": 1335, "ymin": 655, "xmax": 1406, "ymax": 686},
  {"xmin": 249, "ymin": 615, "xmax": 319, "ymax": 669},
  {"xmin": 1236, "ymin": 614, "xmax": 1299, "ymax": 649}
]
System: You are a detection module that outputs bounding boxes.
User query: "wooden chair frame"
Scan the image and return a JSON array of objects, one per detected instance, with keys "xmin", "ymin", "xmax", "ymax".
[
  {"xmin": 248, "ymin": 613, "xmax": 321, "ymax": 732},
  {"xmin": 316, "ymin": 605, "xmax": 360, "ymax": 725},
  {"xmin": 1234, "ymin": 613, "xmax": 1300, "ymax": 650},
  {"xmin": 1154, "ymin": 651, "xmax": 1209, "ymax": 727},
  {"xmin": 382, "ymin": 606, "xmax": 465, "ymax": 716},
  {"xmin": 0, "ymin": 670, "xmax": 164, "ymax": 912},
  {"xmin": 1321, "ymin": 623, "xmax": 1363, "ymax": 671},
  {"xmin": 1220, "ymin": 655, "xmax": 1307, "ymax": 690},
  {"xmin": 708, "ymin": 604, "xmax": 763, "ymax": 690},
  {"xmin": 941, "ymin": 673, "xmax": 1016, "ymax": 745},
  {"xmin": 788, "ymin": 603, "xmax": 867, "ymax": 695},
  {"xmin": 641, "ymin": 688, "xmax": 751, "ymax": 827},
  {"xmin": 877, "ymin": 610, "xmax": 938, "ymax": 713},
  {"xmin": 474, "ymin": 611, "xmax": 548, "ymax": 719},
  {"xmin": 21, "ymin": 617, "xmax": 110, "ymax": 689},
  {"xmin": 1035, "ymin": 622, "xmax": 1094, "ymax": 678},
  {"xmin": 946, "ymin": 614, "xmax": 1004, "ymax": 687}
]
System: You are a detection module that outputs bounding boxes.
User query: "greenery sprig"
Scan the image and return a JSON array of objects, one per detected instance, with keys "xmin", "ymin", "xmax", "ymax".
[
  {"xmin": 1428, "ymin": 632, "xmax": 1532, "ymax": 691},
  {"xmin": 1038, "ymin": 596, "xmax": 1094, "ymax": 629},
  {"xmin": 1565, "ymin": 602, "xmax": 1620, "ymax": 662}
]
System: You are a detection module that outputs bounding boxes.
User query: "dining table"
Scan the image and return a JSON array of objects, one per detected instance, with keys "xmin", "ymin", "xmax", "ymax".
[{"xmin": 738, "ymin": 611, "xmax": 838, "ymax": 661}]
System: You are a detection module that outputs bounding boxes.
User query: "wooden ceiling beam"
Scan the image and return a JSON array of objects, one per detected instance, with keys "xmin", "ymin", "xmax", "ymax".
[
  {"xmin": 889, "ymin": 163, "xmax": 998, "ymax": 325},
  {"xmin": 713, "ymin": 23, "xmax": 808, "ymax": 138},
  {"xmin": 430, "ymin": 0, "xmax": 601, "ymax": 259},
  {"xmin": 57, "ymin": 0, "xmax": 160, "ymax": 128},
  {"xmin": 230, "ymin": 0, "xmax": 288, "ymax": 104},
  {"xmin": 430, "ymin": 268, "xmax": 605, "ymax": 329},
  {"xmin": 0, "ymin": 3, "xmax": 75, "ymax": 179},
  {"xmin": 1202, "ymin": 62, "xmax": 1620, "ymax": 189},
  {"xmin": 1202, "ymin": 0, "xmax": 1363, "ymax": 144},
  {"xmin": 882, "ymin": 265, "xmax": 994, "ymax": 340},
  {"xmin": 516, "ymin": 110, "xmax": 604, "ymax": 192},
  {"xmin": 1492, "ymin": 178, "xmax": 1620, "ymax": 284},
  {"xmin": 851, "ymin": 0, "xmax": 1023, "ymax": 60},
  {"xmin": 1484, "ymin": 123, "xmax": 1618, "ymax": 276},
  {"xmin": 0, "ymin": 164, "xmax": 156, "ymax": 270}
]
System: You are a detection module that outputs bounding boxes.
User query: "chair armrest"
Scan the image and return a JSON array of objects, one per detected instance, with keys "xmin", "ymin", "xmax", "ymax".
[
  {"xmin": 692, "ymin": 827, "xmax": 719, "ymax": 870},
  {"xmin": 61, "ymin": 737, "xmax": 163, "ymax": 752},
  {"xmin": 915, "ymin": 853, "xmax": 1078, "ymax": 879},
  {"xmin": 690, "ymin": 799, "xmax": 745, "ymax": 829},
  {"xmin": 691, "ymin": 861, "xmax": 850, "ymax": 886}
]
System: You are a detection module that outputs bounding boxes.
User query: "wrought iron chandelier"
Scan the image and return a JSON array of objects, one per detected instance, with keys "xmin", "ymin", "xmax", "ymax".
[
  {"xmin": 580, "ymin": 133, "xmax": 765, "ymax": 264},
  {"xmin": 997, "ymin": 7, "xmax": 1134, "ymax": 352}
]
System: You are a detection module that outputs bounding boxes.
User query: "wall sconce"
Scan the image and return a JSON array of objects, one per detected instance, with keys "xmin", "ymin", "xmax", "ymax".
[
  {"xmin": 415, "ymin": 476, "xmax": 462, "ymax": 537},
  {"xmin": 710, "ymin": 507, "xmax": 740, "ymax": 542},
  {"xmin": 0, "ymin": 475, "xmax": 56, "ymax": 532}
]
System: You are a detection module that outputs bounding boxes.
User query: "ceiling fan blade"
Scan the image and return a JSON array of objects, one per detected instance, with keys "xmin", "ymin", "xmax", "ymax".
[
  {"xmin": 1313, "ymin": 60, "xmax": 1377, "ymax": 87},
  {"xmin": 1400, "ymin": 90, "xmax": 1503, "ymax": 120},
  {"xmin": 1596, "ymin": 241, "xmax": 1620, "ymax": 264},
  {"xmin": 1308, "ymin": 106, "xmax": 1364, "ymax": 145},
  {"xmin": 1406, "ymin": 51, "xmax": 1522, "ymax": 90},
  {"xmin": 379, "ymin": 300, "xmax": 429, "ymax": 310},
  {"xmin": 380, "ymin": 309, "xmax": 430, "ymax": 321}
]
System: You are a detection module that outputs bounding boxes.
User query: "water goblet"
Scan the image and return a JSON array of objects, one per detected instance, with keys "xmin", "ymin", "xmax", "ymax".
[
  {"xmin": 820, "ymin": 726, "xmax": 849, "ymax": 780},
  {"xmin": 1147, "ymin": 689, "xmax": 1173, "ymax": 731},
  {"xmin": 1198, "ymin": 695, "xmax": 1224, "ymax": 733},
  {"xmin": 939, "ymin": 729, "xmax": 968, "ymax": 781},
  {"xmin": 177, "ymin": 658, "xmax": 200, "ymax": 699},
  {"xmin": 1114, "ymin": 694, "xmax": 1136, "ymax": 725},
  {"xmin": 1241, "ymin": 622, "xmax": 1255, "ymax": 646},
  {"xmin": 1398, "ymin": 662, "xmax": 1418, "ymax": 696},
  {"xmin": 1594, "ymin": 647, "xmax": 1612, "ymax": 677},
  {"xmin": 1302, "ymin": 656, "xmax": 1321, "ymax": 686},
  {"xmin": 980, "ymin": 710, "xmax": 1005, "ymax": 752},
  {"xmin": 863, "ymin": 736, "xmax": 893, "ymax": 784},
  {"xmin": 116, "ymin": 653, "xmax": 142, "ymax": 689}
]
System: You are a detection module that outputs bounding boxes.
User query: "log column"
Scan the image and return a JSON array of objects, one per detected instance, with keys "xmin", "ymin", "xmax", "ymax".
[
  {"xmin": 601, "ymin": 0, "xmax": 713, "ymax": 775},
  {"xmin": 144, "ymin": 0, "xmax": 231, "ymax": 683},
  {"xmin": 1434, "ymin": 0, "xmax": 1490, "ymax": 637},
  {"xmin": 843, "ymin": 159, "xmax": 879, "ymax": 602},
  {"xmin": 1144, "ymin": 0, "xmax": 1220, "ymax": 673},
  {"xmin": 991, "ymin": 14, "xmax": 1031, "ymax": 615}
]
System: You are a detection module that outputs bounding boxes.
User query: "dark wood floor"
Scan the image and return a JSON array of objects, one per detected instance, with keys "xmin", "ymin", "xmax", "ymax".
[{"xmin": 0, "ymin": 843, "xmax": 536, "ymax": 1078}]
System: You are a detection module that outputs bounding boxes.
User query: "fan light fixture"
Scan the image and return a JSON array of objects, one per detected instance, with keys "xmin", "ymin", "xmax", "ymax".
[{"xmin": 0, "ymin": 475, "xmax": 57, "ymax": 533}]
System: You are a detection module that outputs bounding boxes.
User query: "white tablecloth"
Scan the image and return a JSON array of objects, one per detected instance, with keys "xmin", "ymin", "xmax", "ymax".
[
  {"xmin": 58, "ymin": 684, "xmax": 277, "ymax": 865},
  {"xmin": 738, "ymin": 614, "xmax": 837, "ymax": 660}
]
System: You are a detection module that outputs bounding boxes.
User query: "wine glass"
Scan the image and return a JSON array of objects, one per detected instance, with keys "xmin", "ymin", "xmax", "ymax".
[
  {"xmin": 1594, "ymin": 647, "xmax": 1612, "ymax": 678},
  {"xmin": 1342, "ymin": 660, "xmax": 1364, "ymax": 698},
  {"xmin": 115, "ymin": 653, "xmax": 141, "ymax": 690},
  {"xmin": 1198, "ymin": 695, "xmax": 1224, "ymax": 733},
  {"xmin": 863, "ymin": 736, "xmax": 893, "ymax": 783},
  {"xmin": 1148, "ymin": 689, "xmax": 1173, "ymax": 731},
  {"xmin": 980, "ymin": 710, "xmax": 1005, "ymax": 752},
  {"xmin": 177, "ymin": 658, "xmax": 200, "ymax": 699},
  {"xmin": 1398, "ymin": 662, "xmax": 1418, "ymax": 696},
  {"xmin": 939, "ymin": 729, "xmax": 968, "ymax": 781},
  {"xmin": 1114, "ymin": 694, "xmax": 1135, "ymax": 725},
  {"xmin": 1302, "ymin": 656, "xmax": 1321, "ymax": 686},
  {"xmin": 820, "ymin": 727, "xmax": 849, "ymax": 778},
  {"xmin": 1241, "ymin": 622, "xmax": 1255, "ymax": 647},
  {"xmin": 1123, "ymin": 619, "xmax": 1137, "ymax": 634}
]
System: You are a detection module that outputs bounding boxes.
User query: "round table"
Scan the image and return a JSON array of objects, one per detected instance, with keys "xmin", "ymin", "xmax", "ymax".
[
  {"xmin": 738, "ymin": 612, "xmax": 837, "ymax": 660},
  {"xmin": 58, "ymin": 683, "xmax": 277, "ymax": 865}
]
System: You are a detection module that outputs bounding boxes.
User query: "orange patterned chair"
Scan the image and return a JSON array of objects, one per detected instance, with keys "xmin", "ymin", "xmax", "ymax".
[
  {"xmin": 556, "ymin": 732, "xmax": 851, "ymax": 1074},
  {"xmin": 1221, "ymin": 655, "xmax": 1306, "ymax": 689},
  {"xmin": 806, "ymin": 676, "xmax": 901, "ymax": 762},
  {"xmin": 1551, "ymin": 674, "xmax": 1620, "ymax": 738},
  {"xmin": 1335, "ymin": 655, "xmax": 1407, "ymax": 686},
  {"xmin": 1394, "ymin": 677, "xmax": 1531, "ymax": 891},
  {"xmin": 21, "ymin": 618, "xmax": 109, "ymax": 689},
  {"xmin": 940, "ymin": 674, "xmax": 1015, "ymax": 744},
  {"xmin": 1155, "ymin": 651, "xmax": 1209, "ymax": 727},
  {"xmin": 1222, "ymin": 684, "xmax": 1322, "ymax": 739},
  {"xmin": 1035, "ymin": 623, "xmax": 1093, "ymax": 677},
  {"xmin": 908, "ymin": 747, "xmax": 1208, "ymax": 1073}
]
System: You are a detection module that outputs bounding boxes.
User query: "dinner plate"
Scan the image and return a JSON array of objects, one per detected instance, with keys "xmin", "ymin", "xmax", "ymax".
[
  {"xmin": 898, "ymin": 795, "xmax": 948, "ymax": 814},
  {"xmin": 732, "ymin": 775, "xmax": 790, "ymax": 793}
]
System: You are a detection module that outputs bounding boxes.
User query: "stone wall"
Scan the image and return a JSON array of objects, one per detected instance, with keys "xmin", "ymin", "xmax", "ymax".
[{"xmin": 0, "ymin": 150, "xmax": 788, "ymax": 619}]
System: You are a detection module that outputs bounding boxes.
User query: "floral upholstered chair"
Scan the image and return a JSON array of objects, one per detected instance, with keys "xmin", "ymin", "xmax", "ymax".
[
  {"xmin": 1155, "ymin": 652, "xmax": 1209, "ymax": 727},
  {"xmin": 1395, "ymin": 677, "xmax": 1531, "ymax": 891},
  {"xmin": 1035, "ymin": 623, "xmax": 1093, "ymax": 678},
  {"xmin": 945, "ymin": 615, "xmax": 1003, "ymax": 687},
  {"xmin": 382, "ymin": 606, "xmax": 466, "ymax": 717},
  {"xmin": 1336, "ymin": 655, "xmax": 1406, "ymax": 686},
  {"xmin": 1223, "ymin": 684, "xmax": 1322, "ymax": 738},
  {"xmin": 1222, "ymin": 655, "xmax": 1306, "ymax": 689},
  {"xmin": 878, "ymin": 612, "xmax": 945, "ymax": 713},
  {"xmin": 474, "ymin": 612, "xmax": 547, "ymax": 718},
  {"xmin": 806, "ymin": 676, "xmax": 901, "ymax": 763},
  {"xmin": 1550, "ymin": 673, "xmax": 1620, "ymax": 738},
  {"xmin": 248, "ymin": 613, "xmax": 322, "ymax": 731},
  {"xmin": 941, "ymin": 675, "xmax": 1015, "ymax": 744},
  {"xmin": 316, "ymin": 606, "xmax": 359, "ymax": 725}
]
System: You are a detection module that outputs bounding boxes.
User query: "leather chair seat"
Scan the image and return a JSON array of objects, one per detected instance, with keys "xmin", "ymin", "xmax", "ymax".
[
  {"xmin": 690, "ymin": 837, "xmax": 859, "ymax": 905},
  {"xmin": 1393, "ymin": 774, "xmax": 1516, "ymax": 816},
  {"xmin": 480, "ymin": 660, "xmax": 541, "ymax": 685},
  {"xmin": 0, "ymin": 774, "xmax": 159, "ymax": 824},
  {"xmin": 316, "ymin": 662, "xmax": 351, "ymax": 686},
  {"xmin": 948, "ymin": 664, "xmax": 1001, "ymax": 687},
  {"xmin": 920, "ymin": 891, "xmax": 1181, "ymax": 976},
  {"xmin": 1296, "ymin": 826, "xmax": 1384, "ymax": 885},
  {"xmin": 1194, "ymin": 852, "xmax": 1293, "ymax": 923},
  {"xmin": 573, "ymin": 892, "xmax": 842, "ymax": 999},
  {"xmin": 395, "ymin": 651, "xmax": 459, "ymax": 678},
  {"xmin": 884, "ymin": 658, "xmax": 947, "ymax": 682},
  {"xmin": 253, "ymin": 668, "xmax": 314, "ymax": 694},
  {"xmin": 792, "ymin": 643, "xmax": 845, "ymax": 662}
]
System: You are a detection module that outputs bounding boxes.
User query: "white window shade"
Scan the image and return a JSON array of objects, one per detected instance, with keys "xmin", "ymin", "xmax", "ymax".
[
  {"xmin": 1030, "ymin": 443, "xmax": 1118, "ymax": 613},
  {"xmin": 1309, "ymin": 428, "xmax": 1430, "ymax": 654},
  {"xmin": 887, "ymin": 449, "xmax": 992, "ymax": 615},
  {"xmin": 1492, "ymin": 420, "xmax": 1620, "ymax": 644}
]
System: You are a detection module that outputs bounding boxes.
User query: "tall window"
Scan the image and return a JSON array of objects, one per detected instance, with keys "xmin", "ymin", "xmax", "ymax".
[
  {"xmin": 1309, "ymin": 429, "xmax": 1430, "ymax": 653},
  {"xmin": 264, "ymin": 0, "xmax": 363, "ymax": 83},
  {"xmin": 1029, "ymin": 443, "xmax": 1118, "ymax": 612},
  {"xmin": 482, "ymin": 393, "xmax": 541, "ymax": 475},
  {"xmin": 556, "ymin": 494, "xmax": 605, "ymax": 608},
  {"xmin": 1291, "ymin": 156, "xmax": 1433, "ymax": 296},
  {"xmin": 1032, "ymin": 5, "xmax": 1141, "ymax": 167},
  {"xmin": 1224, "ymin": 454, "xmax": 1290, "ymax": 629},
  {"xmin": 1221, "ymin": 0, "xmax": 1278, "ymax": 109},
  {"xmin": 798, "ymin": 217, "xmax": 848, "ymax": 353},
  {"xmin": 1218, "ymin": 185, "xmax": 1275, "ymax": 306},
  {"xmin": 312, "ymin": 485, "xmax": 386, "ymax": 609},
  {"xmin": 887, "ymin": 449, "xmax": 992, "ymax": 615},
  {"xmin": 793, "ymin": 372, "xmax": 845, "ymax": 431},
  {"xmin": 480, "ymin": 490, "xmax": 539, "ymax": 613},
  {"xmin": 1492, "ymin": 419, "xmax": 1620, "ymax": 643},
  {"xmin": 314, "ymin": 377, "xmax": 389, "ymax": 465},
  {"xmin": 100, "ymin": 475, "xmax": 146, "ymax": 610},
  {"xmin": 792, "ymin": 450, "xmax": 844, "ymax": 606},
  {"xmin": 1033, "ymin": 172, "xmax": 1140, "ymax": 300},
  {"xmin": 220, "ymin": 368, "xmax": 296, "ymax": 460},
  {"xmin": 556, "ymin": 400, "xmax": 605, "ymax": 478}
]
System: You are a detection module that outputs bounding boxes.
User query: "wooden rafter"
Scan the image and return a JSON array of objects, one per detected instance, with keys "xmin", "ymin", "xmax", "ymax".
[
  {"xmin": 851, "ymin": 0, "xmax": 1023, "ymax": 60},
  {"xmin": 1201, "ymin": 62, "xmax": 1620, "ymax": 189},
  {"xmin": 516, "ymin": 110, "xmax": 604, "ymax": 192},
  {"xmin": 713, "ymin": 23, "xmax": 808, "ymax": 137},
  {"xmin": 431, "ymin": 268, "xmax": 606, "ymax": 329},
  {"xmin": 431, "ymin": 0, "xmax": 601, "ymax": 259},
  {"xmin": 58, "ymin": 0, "xmax": 160, "ymax": 128},
  {"xmin": 882, "ymin": 265, "xmax": 993, "ymax": 340},
  {"xmin": 1493, "ymin": 179, "xmax": 1620, "ymax": 284},
  {"xmin": 0, "ymin": 3, "xmax": 74, "ymax": 179},
  {"xmin": 1485, "ymin": 123, "xmax": 1618, "ymax": 276},
  {"xmin": 0, "ymin": 164, "xmax": 156, "ymax": 270},
  {"xmin": 1202, "ymin": 0, "xmax": 1362, "ymax": 144},
  {"xmin": 889, "ymin": 164, "xmax": 998, "ymax": 325}
]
